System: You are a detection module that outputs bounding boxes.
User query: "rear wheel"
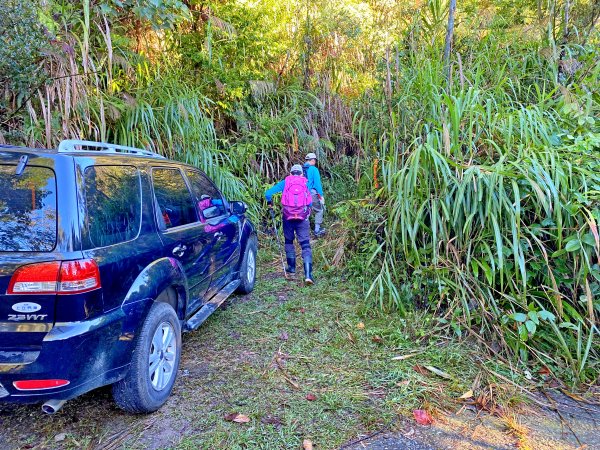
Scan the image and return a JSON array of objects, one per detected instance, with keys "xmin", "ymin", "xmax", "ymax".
[
  {"xmin": 113, "ymin": 302, "xmax": 181, "ymax": 413},
  {"xmin": 236, "ymin": 237, "xmax": 257, "ymax": 294}
]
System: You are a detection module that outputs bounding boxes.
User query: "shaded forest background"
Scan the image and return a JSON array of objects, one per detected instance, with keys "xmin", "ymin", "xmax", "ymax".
[{"xmin": 1, "ymin": 0, "xmax": 598, "ymax": 384}]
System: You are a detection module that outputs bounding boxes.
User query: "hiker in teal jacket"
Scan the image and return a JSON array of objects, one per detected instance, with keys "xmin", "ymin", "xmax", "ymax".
[{"xmin": 303, "ymin": 152, "xmax": 325, "ymax": 236}]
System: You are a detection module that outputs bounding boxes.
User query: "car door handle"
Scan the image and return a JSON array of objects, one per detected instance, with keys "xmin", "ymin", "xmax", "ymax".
[{"xmin": 172, "ymin": 244, "xmax": 187, "ymax": 257}]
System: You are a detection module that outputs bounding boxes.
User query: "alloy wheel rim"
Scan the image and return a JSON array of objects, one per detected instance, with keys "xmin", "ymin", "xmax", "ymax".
[
  {"xmin": 148, "ymin": 321, "xmax": 177, "ymax": 391},
  {"xmin": 247, "ymin": 249, "xmax": 256, "ymax": 284}
]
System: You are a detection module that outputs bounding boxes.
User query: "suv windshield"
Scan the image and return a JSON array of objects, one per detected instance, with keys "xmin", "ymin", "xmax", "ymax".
[{"xmin": 0, "ymin": 165, "xmax": 57, "ymax": 252}]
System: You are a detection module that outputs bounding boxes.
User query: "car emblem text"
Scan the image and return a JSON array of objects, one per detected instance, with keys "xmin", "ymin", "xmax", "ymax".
[
  {"xmin": 12, "ymin": 302, "xmax": 42, "ymax": 313},
  {"xmin": 8, "ymin": 314, "xmax": 48, "ymax": 321}
]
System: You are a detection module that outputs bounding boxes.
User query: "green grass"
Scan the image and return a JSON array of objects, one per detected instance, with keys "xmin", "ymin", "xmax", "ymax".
[
  {"xmin": 167, "ymin": 240, "xmax": 506, "ymax": 449},
  {"xmin": 0, "ymin": 241, "xmax": 526, "ymax": 450}
]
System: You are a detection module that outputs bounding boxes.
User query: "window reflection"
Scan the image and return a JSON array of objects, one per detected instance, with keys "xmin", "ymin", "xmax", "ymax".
[
  {"xmin": 152, "ymin": 168, "xmax": 198, "ymax": 230},
  {"xmin": 83, "ymin": 165, "xmax": 142, "ymax": 248},
  {"xmin": 0, "ymin": 165, "xmax": 57, "ymax": 252},
  {"xmin": 185, "ymin": 170, "xmax": 227, "ymax": 220}
]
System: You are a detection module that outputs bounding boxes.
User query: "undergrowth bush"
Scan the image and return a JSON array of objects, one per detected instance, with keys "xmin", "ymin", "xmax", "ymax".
[{"xmin": 356, "ymin": 33, "xmax": 600, "ymax": 382}]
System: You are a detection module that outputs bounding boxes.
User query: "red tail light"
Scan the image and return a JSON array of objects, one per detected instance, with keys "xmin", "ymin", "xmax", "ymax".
[
  {"xmin": 7, "ymin": 259, "xmax": 101, "ymax": 295},
  {"xmin": 13, "ymin": 379, "xmax": 70, "ymax": 391},
  {"xmin": 58, "ymin": 259, "xmax": 101, "ymax": 293},
  {"xmin": 7, "ymin": 262, "xmax": 60, "ymax": 294}
]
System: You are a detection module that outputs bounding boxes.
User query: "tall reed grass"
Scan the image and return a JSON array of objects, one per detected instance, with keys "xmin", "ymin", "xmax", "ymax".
[{"xmin": 358, "ymin": 37, "xmax": 599, "ymax": 381}]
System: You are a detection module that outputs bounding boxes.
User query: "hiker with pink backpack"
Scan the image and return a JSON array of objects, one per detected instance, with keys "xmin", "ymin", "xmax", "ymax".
[{"xmin": 265, "ymin": 164, "xmax": 314, "ymax": 284}]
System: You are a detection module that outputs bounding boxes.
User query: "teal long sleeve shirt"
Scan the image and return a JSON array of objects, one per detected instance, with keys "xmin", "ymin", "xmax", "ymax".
[
  {"xmin": 303, "ymin": 164, "xmax": 323, "ymax": 196},
  {"xmin": 264, "ymin": 180, "xmax": 286, "ymax": 202}
]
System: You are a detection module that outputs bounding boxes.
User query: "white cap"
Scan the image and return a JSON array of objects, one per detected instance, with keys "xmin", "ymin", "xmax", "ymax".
[
  {"xmin": 290, "ymin": 164, "xmax": 303, "ymax": 174},
  {"xmin": 305, "ymin": 152, "xmax": 317, "ymax": 160}
]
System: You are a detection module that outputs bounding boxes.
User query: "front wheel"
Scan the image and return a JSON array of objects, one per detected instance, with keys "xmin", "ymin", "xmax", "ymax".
[
  {"xmin": 113, "ymin": 302, "xmax": 182, "ymax": 413},
  {"xmin": 236, "ymin": 237, "xmax": 257, "ymax": 294}
]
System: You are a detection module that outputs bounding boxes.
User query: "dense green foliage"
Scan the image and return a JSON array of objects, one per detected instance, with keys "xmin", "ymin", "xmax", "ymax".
[
  {"xmin": 0, "ymin": 0, "xmax": 598, "ymax": 382},
  {"xmin": 347, "ymin": 3, "xmax": 600, "ymax": 382},
  {"xmin": 359, "ymin": 49, "xmax": 599, "ymax": 381}
]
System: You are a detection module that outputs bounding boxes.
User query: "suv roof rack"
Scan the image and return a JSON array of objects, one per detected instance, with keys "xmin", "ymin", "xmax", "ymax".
[{"xmin": 57, "ymin": 140, "xmax": 166, "ymax": 159}]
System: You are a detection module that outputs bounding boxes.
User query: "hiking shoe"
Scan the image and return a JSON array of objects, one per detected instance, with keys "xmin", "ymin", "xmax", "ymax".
[{"xmin": 313, "ymin": 229, "xmax": 326, "ymax": 238}]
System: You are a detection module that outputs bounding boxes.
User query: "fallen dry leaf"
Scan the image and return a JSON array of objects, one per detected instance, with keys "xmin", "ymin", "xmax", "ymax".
[
  {"xmin": 54, "ymin": 433, "xmax": 67, "ymax": 443},
  {"xmin": 233, "ymin": 414, "xmax": 250, "ymax": 423},
  {"xmin": 306, "ymin": 393, "xmax": 317, "ymax": 401},
  {"xmin": 372, "ymin": 335, "xmax": 383, "ymax": 343},
  {"xmin": 538, "ymin": 366, "xmax": 551, "ymax": 376},
  {"xmin": 459, "ymin": 390, "xmax": 474, "ymax": 399},
  {"xmin": 224, "ymin": 413, "xmax": 250, "ymax": 423},
  {"xmin": 391, "ymin": 353, "xmax": 419, "ymax": 361},
  {"xmin": 356, "ymin": 322, "xmax": 365, "ymax": 329},
  {"xmin": 412, "ymin": 364, "xmax": 428, "ymax": 375},
  {"xmin": 560, "ymin": 389, "xmax": 586, "ymax": 403},
  {"xmin": 396, "ymin": 380, "xmax": 410, "ymax": 387},
  {"xmin": 413, "ymin": 409, "xmax": 433, "ymax": 425},
  {"xmin": 303, "ymin": 439, "xmax": 314, "ymax": 450}
]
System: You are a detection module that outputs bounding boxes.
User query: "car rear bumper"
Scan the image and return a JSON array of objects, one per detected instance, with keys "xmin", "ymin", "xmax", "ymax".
[{"xmin": 0, "ymin": 299, "xmax": 153, "ymax": 404}]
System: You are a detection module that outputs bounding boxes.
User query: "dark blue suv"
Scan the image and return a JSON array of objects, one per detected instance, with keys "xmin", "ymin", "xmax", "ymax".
[{"xmin": 0, "ymin": 140, "xmax": 257, "ymax": 414}]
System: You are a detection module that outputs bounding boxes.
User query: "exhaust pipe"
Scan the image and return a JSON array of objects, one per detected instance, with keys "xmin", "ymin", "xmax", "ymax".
[{"xmin": 42, "ymin": 399, "xmax": 66, "ymax": 415}]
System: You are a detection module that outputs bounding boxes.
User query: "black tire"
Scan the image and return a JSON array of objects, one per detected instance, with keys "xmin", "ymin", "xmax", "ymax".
[
  {"xmin": 236, "ymin": 236, "xmax": 257, "ymax": 294},
  {"xmin": 112, "ymin": 302, "xmax": 182, "ymax": 414}
]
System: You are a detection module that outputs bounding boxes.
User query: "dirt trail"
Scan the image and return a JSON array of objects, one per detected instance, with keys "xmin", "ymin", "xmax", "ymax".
[
  {"xmin": 344, "ymin": 391, "xmax": 600, "ymax": 449},
  {"xmin": 0, "ymin": 258, "xmax": 598, "ymax": 450}
]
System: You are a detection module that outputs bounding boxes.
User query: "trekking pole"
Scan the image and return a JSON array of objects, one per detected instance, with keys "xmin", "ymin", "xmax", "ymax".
[{"xmin": 269, "ymin": 207, "xmax": 289, "ymax": 279}]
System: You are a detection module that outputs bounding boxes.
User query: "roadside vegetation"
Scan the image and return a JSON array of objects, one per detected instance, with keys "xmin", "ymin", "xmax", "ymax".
[{"xmin": 1, "ymin": 0, "xmax": 598, "ymax": 392}]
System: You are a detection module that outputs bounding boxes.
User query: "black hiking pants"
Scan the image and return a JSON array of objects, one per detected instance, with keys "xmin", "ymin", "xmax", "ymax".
[{"xmin": 283, "ymin": 218, "xmax": 312, "ymax": 263}]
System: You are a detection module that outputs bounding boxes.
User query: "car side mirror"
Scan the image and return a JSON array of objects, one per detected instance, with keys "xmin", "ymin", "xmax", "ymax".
[
  {"xmin": 202, "ymin": 205, "xmax": 221, "ymax": 220},
  {"xmin": 230, "ymin": 201, "xmax": 247, "ymax": 215}
]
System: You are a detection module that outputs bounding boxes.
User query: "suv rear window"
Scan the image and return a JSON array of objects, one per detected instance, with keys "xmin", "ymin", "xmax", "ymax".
[
  {"xmin": 0, "ymin": 165, "xmax": 57, "ymax": 252},
  {"xmin": 83, "ymin": 165, "xmax": 142, "ymax": 248}
]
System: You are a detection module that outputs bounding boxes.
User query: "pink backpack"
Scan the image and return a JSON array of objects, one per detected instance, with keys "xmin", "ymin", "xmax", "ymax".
[{"xmin": 281, "ymin": 175, "xmax": 311, "ymax": 220}]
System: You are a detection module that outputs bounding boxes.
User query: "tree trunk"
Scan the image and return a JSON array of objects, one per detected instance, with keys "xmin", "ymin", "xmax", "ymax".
[
  {"xmin": 303, "ymin": 2, "xmax": 312, "ymax": 90},
  {"xmin": 563, "ymin": 0, "xmax": 570, "ymax": 41},
  {"xmin": 558, "ymin": 0, "xmax": 571, "ymax": 82},
  {"xmin": 443, "ymin": 0, "xmax": 457, "ymax": 81}
]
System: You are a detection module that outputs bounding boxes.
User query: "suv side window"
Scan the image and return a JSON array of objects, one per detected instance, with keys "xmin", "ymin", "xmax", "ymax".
[
  {"xmin": 152, "ymin": 168, "xmax": 198, "ymax": 230},
  {"xmin": 83, "ymin": 165, "xmax": 142, "ymax": 248},
  {"xmin": 185, "ymin": 170, "xmax": 227, "ymax": 220}
]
